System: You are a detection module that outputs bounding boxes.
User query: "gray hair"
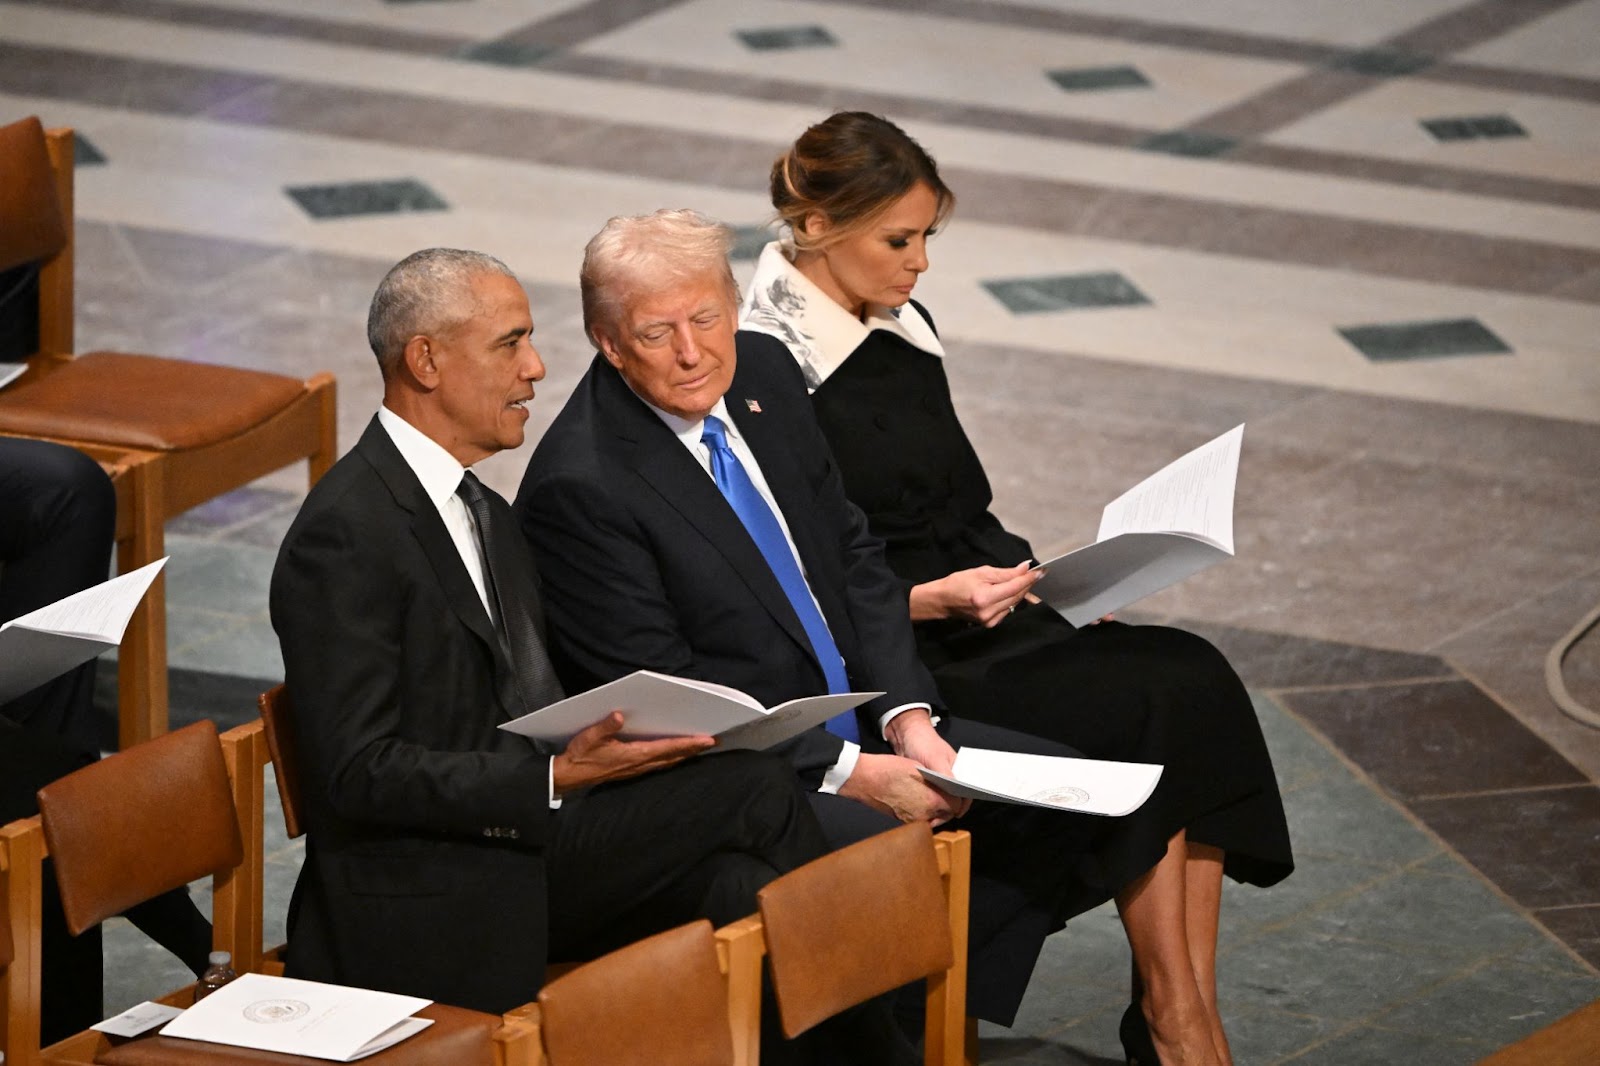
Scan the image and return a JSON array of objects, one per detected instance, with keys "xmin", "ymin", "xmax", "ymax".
[
  {"xmin": 580, "ymin": 209, "xmax": 740, "ymax": 346},
  {"xmin": 367, "ymin": 248, "xmax": 516, "ymax": 376}
]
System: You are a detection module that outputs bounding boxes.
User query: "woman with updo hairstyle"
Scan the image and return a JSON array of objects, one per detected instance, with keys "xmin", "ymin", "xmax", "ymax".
[{"xmin": 741, "ymin": 110, "xmax": 1293, "ymax": 1066}]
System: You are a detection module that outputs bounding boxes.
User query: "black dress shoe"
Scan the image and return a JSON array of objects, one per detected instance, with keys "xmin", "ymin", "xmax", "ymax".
[{"xmin": 1120, "ymin": 1003, "xmax": 1158, "ymax": 1066}]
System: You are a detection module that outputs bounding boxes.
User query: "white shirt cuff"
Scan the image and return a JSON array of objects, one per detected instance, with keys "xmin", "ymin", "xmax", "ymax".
[
  {"xmin": 818, "ymin": 741, "xmax": 861, "ymax": 794},
  {"xmin": 877, "ymin": 703, "xmax": 936, "ymax": 738},
  {"xmin": 548, "ymin": 759, "xmax": 563, "ymax": 810}
]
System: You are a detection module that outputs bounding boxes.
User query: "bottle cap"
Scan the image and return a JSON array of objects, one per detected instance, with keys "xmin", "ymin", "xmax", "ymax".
[{"xmin": 208, "ymin": 950, "xmax": 231, "ymax": 966}]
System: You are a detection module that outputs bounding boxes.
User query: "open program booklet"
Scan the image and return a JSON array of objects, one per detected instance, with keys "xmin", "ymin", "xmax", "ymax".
[
  {"xmin": 1030, "ymin": 424, "xmax": 1243, "ymax": 626},
  {"xmin": 0, "ymin": 557, "xmax": 166, "ymax": 703},
  {"xmin": 158, "ymin": 973, "xmax": 433, "ymax": 1062},
  {"xmin": 920, "ymin": 748, "xmax": 1163, "ymax": 817},
  {"xmin": 500, "ymin": 669, "xmax": 882, "ymax": 751}
]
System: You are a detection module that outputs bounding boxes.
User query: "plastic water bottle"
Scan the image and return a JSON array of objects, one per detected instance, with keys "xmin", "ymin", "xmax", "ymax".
[{"xmin": 194, "ymin": 950, "xmax": 238, "ymax": 1000}]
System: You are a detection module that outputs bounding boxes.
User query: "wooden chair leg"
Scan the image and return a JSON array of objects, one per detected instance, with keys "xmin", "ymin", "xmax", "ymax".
[{"xmin": 115, "ymin": 454, "xmax": 167, "ymax": 750}]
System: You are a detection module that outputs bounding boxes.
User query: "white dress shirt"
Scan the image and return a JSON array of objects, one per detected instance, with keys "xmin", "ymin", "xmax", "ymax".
[
  {"xmin": 377, "ymin": 406, "xmax": 560, "ymax": 807},
  {"xmin": 644, "ymin": 396, "xmax": 932, "ymax": 793}
]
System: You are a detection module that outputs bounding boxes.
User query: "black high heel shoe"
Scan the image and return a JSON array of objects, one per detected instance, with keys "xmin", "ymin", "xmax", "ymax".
[{"xmin": 1120, "ymin": 1003, "xmax": 1158, "ymax": 1066}]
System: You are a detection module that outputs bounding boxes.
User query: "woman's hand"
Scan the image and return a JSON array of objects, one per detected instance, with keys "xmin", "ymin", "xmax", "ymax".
[{"xmin": 909, "ymin": 562, "xmax": 1040, "ymax": 626}]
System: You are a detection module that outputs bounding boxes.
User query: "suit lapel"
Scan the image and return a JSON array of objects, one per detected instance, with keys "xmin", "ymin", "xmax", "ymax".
[
  {"xmin": 358, "ymin": 419, "xmax": 522, "ymax": 718},
  {"xmin": 590, "ymin": 360, "xmax": 816, "ymax": 659}
]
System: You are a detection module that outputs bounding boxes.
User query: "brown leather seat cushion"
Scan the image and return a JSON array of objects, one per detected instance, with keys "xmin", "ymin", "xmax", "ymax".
[
  {"xmin": 0, "ymin": 351, "xmax": 306, "ymax": 450},
  {"xmin": 96, "ymin": 1003, "xmax": 499, "ymax": 1066}
]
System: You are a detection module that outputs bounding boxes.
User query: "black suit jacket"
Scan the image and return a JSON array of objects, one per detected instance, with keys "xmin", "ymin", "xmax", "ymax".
[
  {"xmin": 270, "ymin": 417, "xmax": 553, "ymax": 1012},
  {"xmin": 515, "ymin": 333, "xmax": 942, "ymax": 789}
]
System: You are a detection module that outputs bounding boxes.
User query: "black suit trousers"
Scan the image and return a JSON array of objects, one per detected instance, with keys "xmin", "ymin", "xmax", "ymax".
[{"xmin": 546, "ymin": 748, "xmax": 829, "ymax": 959}]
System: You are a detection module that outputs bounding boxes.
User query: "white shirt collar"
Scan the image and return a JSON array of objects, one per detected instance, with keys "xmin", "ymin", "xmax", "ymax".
[
  {"xmin": 377, "ymin": 405, "xmax": 470, "ymax": 507},
  {"xmin": 738, "ymin": 239, "xmax": 944, "ymax": 390},
  {"xmin": 644, "ymin": 394, "xmax": 737, "ymax": 450}
]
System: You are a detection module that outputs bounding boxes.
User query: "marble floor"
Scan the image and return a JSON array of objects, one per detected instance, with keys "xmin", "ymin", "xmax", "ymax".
[{"xmin": 5, "ymin": 0, "xmax": 1597, "ymax": 1061}]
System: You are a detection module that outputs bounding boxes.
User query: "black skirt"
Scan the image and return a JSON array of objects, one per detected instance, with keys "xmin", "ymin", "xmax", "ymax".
[{"xmin": 921, "ymin": 603, "xmax": 1294, "ymax": 910}]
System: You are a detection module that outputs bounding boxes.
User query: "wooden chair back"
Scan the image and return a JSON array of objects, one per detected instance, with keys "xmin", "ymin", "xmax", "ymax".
[
  {"xmin": 36, "ymin": 722, "xmax": 242, "ymax": 935},
  {"xmin": 257, "ymin": 685, "xmax": 306, "ymax": 840},
  {"xmin": 749, "ymin": 824, "xmax": 972, "ymax": 1065},
  {"xmin": 0, "ymin": 115, "xmax": 73, "ymax": 364},
  {"xmin": 536, "ymin": 920, "xmax": 734, "ymax": 1066},
  {"xmin": 0, "ymin": 117, "xmax": 339, "ymax": 753}
]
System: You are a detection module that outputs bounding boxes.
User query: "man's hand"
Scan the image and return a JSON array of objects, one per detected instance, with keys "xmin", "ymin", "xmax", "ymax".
[
  {"xmin": 838, "ymin": 753, "xmax": 962, "ymax": 826},
  {"xmin": 551, "ymin": 712, "xmax": 714, "ymax": 796},
  {"xmin": 909, "ymin": 562, "xmax": 1039, "ymax": 626},
  {"xmin": 835, "ymin": 709, "xmax": 974, "ymax": 825}
]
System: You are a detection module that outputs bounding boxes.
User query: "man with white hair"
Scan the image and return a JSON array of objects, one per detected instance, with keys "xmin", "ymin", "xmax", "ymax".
[{"xmin": 517, "ymin": 212, "xmax": 1099, "ymax": 1030}]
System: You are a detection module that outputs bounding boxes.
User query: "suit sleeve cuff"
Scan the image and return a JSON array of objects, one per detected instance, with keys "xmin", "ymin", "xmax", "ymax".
[
  {"xmin": 548, "ymin": 758, "xmax": 562, "ymax": 810},
  {"xmin": 818, "ymin": 741, "xmax": 861, "ymax": 794}
]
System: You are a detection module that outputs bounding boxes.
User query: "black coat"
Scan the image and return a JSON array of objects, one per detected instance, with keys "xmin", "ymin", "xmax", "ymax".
[{"xmin": 271, "ymin": 418, "xmax": 554, "ymax": 1011}]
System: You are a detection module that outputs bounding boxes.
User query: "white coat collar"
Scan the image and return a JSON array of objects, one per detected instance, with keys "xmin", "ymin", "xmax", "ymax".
[{"xmin": 739, "ymin": 240, "xmax": 943, "ymax": 391}]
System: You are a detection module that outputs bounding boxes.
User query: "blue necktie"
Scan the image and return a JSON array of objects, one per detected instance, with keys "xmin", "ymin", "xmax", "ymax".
[{"xmin": 701, "ymin": 415, "xmax": 859, "ymax": 742}]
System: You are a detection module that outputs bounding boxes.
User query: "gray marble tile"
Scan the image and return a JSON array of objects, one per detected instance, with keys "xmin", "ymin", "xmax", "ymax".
[
  {"xmin": 167, "ymin": 485, "xmax": 301, "ymax": 537},
  {"xmin": 100, "ymin": 915, "xmax": 199, "ymax": 1016},
  {"xmin": 1421, "ymin": 114, "xmax": 1528, "ymax": 141},
  {"xmin": 982, "ymin": 272, "xmax": 1152, "ymax": 314},
  {"xmin": 1410, "ymin": 785, "xmax": 1600, "ymax": 910},
  {"xmin": 170, "ymin": 615, "xmax": 285, "ymax": 681},
  {"xmin": 1243, "ymin": 390, "xmax": 1600, "ymax": 488},
  {"xmin": 1375, "ymin": 960, "xmax": 1600, "ymax": 1045},
  {"xmin": 1215, "ymin": 1004, "xmax": 1345, "ymax": 1065},
  {"xmin": 1280, "ymin": 679, "xmax": 1587, "ymax": 800},
  {"xmin": 285, "ymin": 178, "xmax": 449, "ymax": 220},
  {"xmin": 1028, "ymin": 902, "xmax": 1129, "ymax": 992},
  {"xmin": 1176, "ymin": 622, "xmax": 1454, "ymax": 691},
  {"xmin": 1140, "ymin": 451, "xmax": 1600, "ymax": 653},
  {"xmin": 1337, "ymin": 317, "xmax": 1513, "ymax": 362},
  {"xmin": 1290, "ymin": 1024, "xmax": 1491, "ymax": 1065},
  {"xmin": 116, "ymin": 226, "xmax": 290, "ymax": 292},
  {"xmin": 1331, "ymin": 48, "xmax": 1435, "ymax": 76},
  {"xmin": 0, "ymin": 41, "xmax": 272, "ymax": 117},
  {"xmin": 1432, "ymin": 568, "xmax": 1600, "ymax": 782},
  {"xmin": 1250, "ymin": 694, "xmax": 1348, "ymax": 795},
  {"xmin": 162, "ymin": 535, "xmax": 278, "ymax": 614},
  {"xmin": 1047, "ymin": 65, "xmax": 1151, "ymax": 92},
  {"xmin": 1298, "ymin": 868, "xmax": 1554, "ymax": 964},
  {"xmin": 1219, "ymin": 852, "xmax": 1394, "ymax": 943},
  {"xmin": 1136, "ymin": 130, "xmax": 1237, "ymax": 158},
  {"xmin": 729, "ymin": 224, "xmax": 778, "ymax": 262},
  {"xmin": 1219, "ymin": 925, "xmax": 1473, "ymax": 1023},
  {"xmin": 1278, "ymin": 773, "xmax": 1442, "ymax": 869},
  {"xmin": 73, "ymin": 133, "xmax": 107, "ymax": 166},
  {"xmin": 735, "ymin": 25, "xmax": 838, "ymax": 51},
  {"xmin": 1530, "ymin": 904, "xmax": 1600, "ymax": 972},
  {"xmin": 458, "ymin": 40, "xmax": 555, "ymax": 67}
]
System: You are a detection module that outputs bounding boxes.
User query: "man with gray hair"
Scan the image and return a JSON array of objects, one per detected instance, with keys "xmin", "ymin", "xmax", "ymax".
[{"xmin": 270, "ymin": 247, "xmax": 832, "ymax": 1018}]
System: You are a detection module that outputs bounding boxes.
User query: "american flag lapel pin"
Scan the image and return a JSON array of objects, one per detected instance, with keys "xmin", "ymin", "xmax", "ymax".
[{"xmin": 745, "ymin": 398, "xmax": 762, "ymax": 413}]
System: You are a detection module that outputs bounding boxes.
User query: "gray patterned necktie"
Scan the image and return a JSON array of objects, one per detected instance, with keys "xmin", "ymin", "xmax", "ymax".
[{"xmin": 456, "ymin": 471, "xmax": 563, "ymax": 712}]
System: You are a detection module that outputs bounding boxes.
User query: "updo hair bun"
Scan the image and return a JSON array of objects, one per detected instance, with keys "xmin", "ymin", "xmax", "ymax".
[{"xmin": 769, "ymin": 111, "xmax": 954, "ymax": 251}]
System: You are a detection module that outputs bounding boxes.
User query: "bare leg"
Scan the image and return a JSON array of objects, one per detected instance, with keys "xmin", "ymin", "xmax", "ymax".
[
  {"xmin": 1116, "ymin": 830, "xmax": 1220, "ymax": 1066},
  {"xmin": 1184, "ymin": 842, "xmax": 1230, "ymax": 1066}
]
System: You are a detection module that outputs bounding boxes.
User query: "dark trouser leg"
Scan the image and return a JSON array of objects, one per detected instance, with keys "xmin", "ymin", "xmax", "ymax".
[
  {"xmin": 0, "ymin": 438, "xmax": 116, "ymax": 754},
  {"xmin": 545, "ymin": 749, "xmax": 827, "ymax": 957}
]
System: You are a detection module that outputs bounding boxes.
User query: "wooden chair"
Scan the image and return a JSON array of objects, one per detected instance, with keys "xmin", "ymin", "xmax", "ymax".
[
  {"xmin": 531, "ymin": 920, "xmax": 735, "ymax": 1066},
  {"xmin": 739, "ymin": 823, "xmax": 973, "ymax": 1066},
  {"xmin": 0, "ymin": 115, "xmax": 338, "ymax": 751},
  {"xmin": 0, "ymin": 722, "xmax": 539, "ymax": 1066}
]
